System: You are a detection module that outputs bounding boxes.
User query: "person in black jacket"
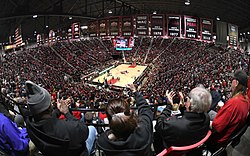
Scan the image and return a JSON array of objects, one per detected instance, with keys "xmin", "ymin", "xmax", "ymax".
[
  {"xmin": 154, "ymin": 86, "xmax": 211, "ymax": 154},
  {"xmin": 25, "ymin": 81, "xmax": 97, "ymax": 156},
  {"xmin": 96, "ymin": 84, "xmax": 154, "ymax": 156}
]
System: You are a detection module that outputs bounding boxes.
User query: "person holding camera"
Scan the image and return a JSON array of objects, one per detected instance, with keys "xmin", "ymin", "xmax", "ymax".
[{"xmin": 153, "ymin": 86, "xmax": 211, "ymax": 154}]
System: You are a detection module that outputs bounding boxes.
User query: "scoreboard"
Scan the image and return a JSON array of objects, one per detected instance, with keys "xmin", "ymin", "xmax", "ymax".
[
  {"xmin": 184, "ymin": 16, "xmax": 198, "ymax": 39},
  {"xmin": 167, "ymin": 15, "xmax": 181, "ymax": 37}
]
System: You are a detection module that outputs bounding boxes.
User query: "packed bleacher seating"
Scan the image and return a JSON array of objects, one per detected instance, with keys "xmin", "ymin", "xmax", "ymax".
[{"xmin": 0, "ymin": 37, "xmax": 249, "ymax": 156}]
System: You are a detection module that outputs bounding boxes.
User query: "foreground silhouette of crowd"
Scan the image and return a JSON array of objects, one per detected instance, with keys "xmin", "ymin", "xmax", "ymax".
[{"xmin": 0, "ymin": 37, "xmax": 250, "ymax": 156}]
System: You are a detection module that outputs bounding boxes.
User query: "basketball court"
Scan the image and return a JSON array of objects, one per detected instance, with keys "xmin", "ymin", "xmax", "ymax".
[{"xmin": 92, "ymin": 64, "xmax": 147, "ymax": 88}]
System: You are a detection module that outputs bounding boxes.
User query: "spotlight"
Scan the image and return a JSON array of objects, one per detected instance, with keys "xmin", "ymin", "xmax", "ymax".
[
  {"xmin": 108, "ymin": 10, "xmax": 112, "ymax": 14},
  {"xmin": 69, "ymin": 16, "xmax": 72, "ymax": 20},
  {"xmin": 33, "ymin": 15, "xmax": 38, "ymax": 18},
  {"xmin": 185, "ymin": 0, "xmax": 190, "ymax": 5},
  {"xmin": 216, "ymin": 16, "xmax": 220, "ymax": 21}
]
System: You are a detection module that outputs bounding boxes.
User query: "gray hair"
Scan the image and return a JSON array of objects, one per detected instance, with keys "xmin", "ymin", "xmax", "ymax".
[{"xmin": 189, "ymin": 87, "xmax": 212, "ymax": 113}]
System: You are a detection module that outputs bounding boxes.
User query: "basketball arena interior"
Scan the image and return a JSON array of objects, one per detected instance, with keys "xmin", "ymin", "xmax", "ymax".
[{"xmin": 0, "ymin": 0, "xmax": 250, "ymax": 156}]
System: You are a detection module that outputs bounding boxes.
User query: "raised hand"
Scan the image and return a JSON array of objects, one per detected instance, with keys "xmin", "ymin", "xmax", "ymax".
[{"xmin": 165, "ymin": 90, "xmax": 176, "ymax": 105}]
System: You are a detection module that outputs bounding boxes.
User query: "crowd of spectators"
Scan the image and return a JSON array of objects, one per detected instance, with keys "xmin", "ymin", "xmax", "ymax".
[
  {"xmin": 0, "ymin": 37, "xmax": 248, "ymax": 109},
  {"xmin": 0, "ymin": 36, "xmax": 249, "ymax": 155}
]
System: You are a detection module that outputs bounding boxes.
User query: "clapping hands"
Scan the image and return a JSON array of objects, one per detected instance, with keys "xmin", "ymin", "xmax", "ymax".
[{"xmin": 57, "ymin": 98, "xmax": 71, "ymax": 114}]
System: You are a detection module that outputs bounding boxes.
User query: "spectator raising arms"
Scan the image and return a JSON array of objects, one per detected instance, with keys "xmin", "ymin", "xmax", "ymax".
[
  {"xmin": 154, "ymin": 86, "xmax": 212, "ymax": 154},
  {"xmin": 25, "ymin": 81, "xmax": 97, "ymax": 156},
  {"xmin": 97, "ymin": 84, "xmax": 154, "ymax": 156}
]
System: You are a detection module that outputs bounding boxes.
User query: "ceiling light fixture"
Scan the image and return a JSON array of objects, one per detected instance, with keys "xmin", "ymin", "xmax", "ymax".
[
  {"xmin": 108, "ymin": 10, "xmax": 112, "ymax": 14},
  {"xmin": 185, "ymin": 0, "xmax": 190, "ymax": 5},
  {"xmin": 69, "ymin": 16, "xmax": 72, "ymax": 20},
  {"xmin": 33, "ymin": 15, "xmax": 38, "ymax": 18},
  {"xmin": 153, "ymin": 11, "xmax": 157, "ymax": 14},
  {"xmin": 216, "ymin": 16, "xmax": 220, "ymax": 21}
]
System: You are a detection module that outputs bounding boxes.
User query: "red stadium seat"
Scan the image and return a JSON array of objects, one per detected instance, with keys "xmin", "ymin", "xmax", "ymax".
[{"xmin": 157, "ymin": 130, "xmax": 212, "ymax": 156}]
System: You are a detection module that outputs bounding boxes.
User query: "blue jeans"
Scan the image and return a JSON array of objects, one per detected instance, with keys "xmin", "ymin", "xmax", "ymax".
[{"xmin": 85, "ymin": 126, "xmax": 97, "ymax": 155}]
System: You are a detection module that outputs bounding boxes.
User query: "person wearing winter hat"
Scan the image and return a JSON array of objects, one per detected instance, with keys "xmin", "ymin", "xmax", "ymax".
[
  {"xmin": 25, "ymin": 81, "xmax": 97, "ymax": 156},
  {"xmin": 208, "ymin": 69, "xmax": 250, "ymax": 151}
]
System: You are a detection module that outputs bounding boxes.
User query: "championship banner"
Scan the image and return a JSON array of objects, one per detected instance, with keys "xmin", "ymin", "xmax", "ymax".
[
  {"xmin": 184, "ymin": 16, "xmax": 198, "ymax": 39},
  {"xmin": 228, "ymin": 23, "xmax": 238, "ymax": 47},
  {"xmin": 37, "ymin": 34, "xmax": 41, "ymax": 45},
  {"xmin": 88, "ymin": 20, "xmax": 98, "ymax": 37},
  {"xmin": 136, "ymin": 15, "xmax": 149, "ymax": 36},
  {"xmin": 150, "ymin": 14, "xmax": 164, "ymax": 36},
  {"xmin": 167, "ymin": 15, "xmax": 181, "ymax": 37},
  {"xmin": 109, "ymin": 17, "xmax": 120, "ymax": 36},
  {"xmin": 49, "ymin": 30, "xmax": 56, "ymax": 43},
  {"xmin": 67, "ymin": 26, "xmax": 72, "ymax": 40},
  {"xmin": 15, "ymin": 25, "xmax": 23, "ymax": 47},
  {"xmin": 121, "ymin": 16, "xmax": 133, "ymax": 36},
  {"xmin": 72, "ymin": 22, "xmax": 80, "ymax": 39},
  {"xmin": 99, "ymin": 19, "xmax": 107, "ymax": 36},
  {"xmin": 200, "ymin": 19, "xmax": 213, "ymax": 41}
]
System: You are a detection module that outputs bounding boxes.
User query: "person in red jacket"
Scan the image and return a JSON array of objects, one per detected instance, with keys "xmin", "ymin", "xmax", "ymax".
[{"xmin": 209, "ymin": 69, "xmax": 250, "ymax": 151}]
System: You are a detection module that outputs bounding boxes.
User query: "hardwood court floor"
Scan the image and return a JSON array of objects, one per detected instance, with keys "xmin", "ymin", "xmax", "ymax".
[{"xmin": 93, "ymin": 64, "xmax": 147, "ymax": 88}]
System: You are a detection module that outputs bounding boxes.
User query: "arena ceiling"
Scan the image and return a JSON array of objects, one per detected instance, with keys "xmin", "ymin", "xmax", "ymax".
[{"xmin": 0, "ymin": 0, "xmax": 250, "ymax": 43}]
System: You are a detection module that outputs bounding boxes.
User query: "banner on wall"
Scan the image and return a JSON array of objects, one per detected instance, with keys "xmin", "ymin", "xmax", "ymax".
[
  {"xmin": 49, "ymin": 30, "xmax": 56, "ymax": 43},
  {"xmin": 99, "ymin": 19, "xmax": 107, "ymax": 36},
  {"xmin": 136, "ymin": 15, "xmax": 149, "ymax": 36},
  {"xmin": 109, "ymin": 17, "xmax": 120, "ymax": 36},
  {"xmin": 184, "ymin": 16, "xmax": 198, "ymax": 39},
  {"xmin": 88, "ymin": 20, "xmax": 98, "ymax": 37},
  {"xmin": 72, "ymin": 22, "xmax": 80, "ymax": 39},
  {"xmin": 121, "ymin": 16, "xmax": 133, "ymax": 36},
  {"xmin": 167, "ymin": 15, "xmax": 181, "ymax": 37},
  {"xmin": 200, "ymin": 19, "xmax": 213, "ymax": 41},
  {"xmin": 151, "ymin": 14, "xmax": 165, "ymax": 36},
  {"xmin": 228, "ymin": 23, "xmax": 238, "ymax": 47}
]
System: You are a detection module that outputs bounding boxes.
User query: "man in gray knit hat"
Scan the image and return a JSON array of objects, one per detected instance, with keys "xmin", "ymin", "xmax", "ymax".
[{"xmin": 25, "ymin": 81, "xmax": 96, "ymax": 156}]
